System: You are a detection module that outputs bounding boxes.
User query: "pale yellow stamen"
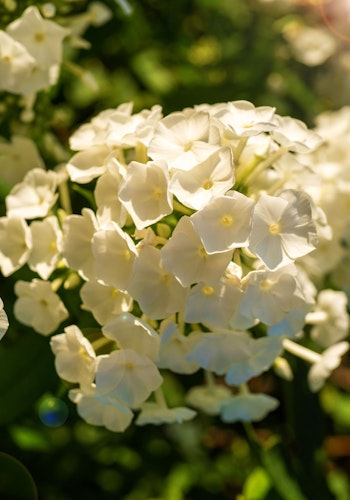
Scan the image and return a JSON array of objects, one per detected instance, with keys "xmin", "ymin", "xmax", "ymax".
[
  {"xmin": 203, "ymin": 179, "xmax": 213, "ymax": 190},
  {"xmin": 34, "ymin": 32, "xmax": 45, "ymax": 42},
  {"xmin": 269, "ymin": 222, "xmax": 281, "ymax": 235},
  {"xmin": 153, "ymin": 187, "xmax": 163, "ymax": 200},
  {"xmin": 202, "ymin": 285, "xmax": 215, "ymax": 296},
  {"xmin": 221, "ymin": 214, "xmax": 233, "ymax": 226}
]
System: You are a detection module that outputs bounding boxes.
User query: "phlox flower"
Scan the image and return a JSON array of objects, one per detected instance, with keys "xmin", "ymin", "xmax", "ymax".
[
  {"xmin": 66, "ymin": 145, "xmax": 111, "ymax": 183},
  {"xmin": 0, "ymin": 135, "xmax": 45, "ymax": 188},
  {"xmin": 169, "ymin": 146, "xmax": 235, "ymax": 210},
  {"xmin": 94, "ymin": 161, "xmax": 128, "ymax": 226},
  {"xmin": 50, "ymin": 325, "xmax": 96, "ymax": 388},
  {"xmin": 6, "ymin": 168, "xmax": 59, "ymax": 219},
  {"xmin": 248, "ymin": 189, "xmax": 317, "ymax": 270},
  {"xmin": 62, "ymin": 208, "xmax": 99, "ymax": 282},
  {"xmin": 80, "ymin": 280, "xmax": 133, "ymax": 325},
  {"xmin": 220, "ymin": 394, "xmax": 279, "ymax": 423},
  {"xmin": 92, "ymin": 220, "xmax": 137, "ymax": 290},
  {"xmin": 96, "ymin": 349, "xmax": 163, "ymax": 408},
  {"xmin": 127, "ymin": 246, "xmax": 189, "ymax": 320},
  {"xmin": 271, "ymin": 115, "xmax": 323, "ymax": 153},
  {"xmin": 14, "ymin": 279, "xmax": 69, "ymax": 336},
  {"xmin": 7, "ymin": 6, "xmax": 69, "ymax": 67},
  {"xmin": 190, "ymin": 191, "xmax": 255, "ymax": 254},
  {"xmin": 212, "ymin": 100, "xmax": 276, "ymax": 138},
  {"xmin": 157, "ymin": 321, "xmax": 200, "ymax": 374},
  {"xmin": 308, "ymin": 341, "xmax": 349, "ymax": 392},
  {"xmin": 185, "ymin": 385, "xmax": 232, "ymax": 416},
  {"xmin": 306, "ymin": 290, "xmax": 350, "ymax": 348},
  {"xmin": 237, "ymin": 265, "xmax": 306, "ymax": 326},
  {"xmin": 160, "ymin": 216, "xmax": 233, "ymax": 287},
  {"xmin": 69, "ymin": 387, "xmax": 133, "ymax": 433},
  {"xmin": 0, "ymin": 216, "xmax": 32, "ymax": 276},
  {"xmin": 183, "ymin": 280, "xmax": 242, "ymax": 328},
  {"xmin": 136, "ymin": 403, "xmax": 196, "ymax": 426},
  {"xmin": 118, "ymin": 160, "xmax": 173, "ymax": 229},
  {"xmin": 102, "ymin": 313, "xmax": 160, "ymax": 362},
  {"xmin": 0, "ymin": 299, "xmax": 9, "ymax": 341},
  {"xmin": 0, "ymin": 30, "xmax": 36, "ymax": 94},
  {"xmin": 148, "ymin": 110, "xmax": 218, "ymax": 171},
  {"xmin": 28, "ymin": 216, "xmax": 63, "ymax": 279}
]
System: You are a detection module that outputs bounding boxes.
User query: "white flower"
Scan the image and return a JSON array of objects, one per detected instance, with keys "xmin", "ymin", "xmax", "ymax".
[
  {"xmin": 136, "ymin": 403, "xmax": 196, "ymax": 425},
  {"xmin": 102, "ymin": 313, "xmax": 160, "ymax": 362},
  {"xmin": 157, "ymin": 321, "xmax": 200, "ymax": 374},
  {"xmin": 186, "ymin": 385, "xmax": 232, "ymax": 415},
  {"xmin": 0, "ymin": 216, "xmax": 32, "ymax": 276},
  {"xmin": 28, "ymin": 216, "xmax": 62, "ymax": 279},
  {"xmin": 94, "ymin": 161, "xmax": 127, "ymax": 226},
  {"xmin": 66, "ymin": 145, "xmax": 111, "ymax": 184},
  {"xmin": 69, "ymin": 387, "xmax": 133, "ymax": 432},
  {"xmin": 6, "ymin": 168, "xmax": 59, "ymax": 219},
  {"xmin": 271, "ymin": 115, "xmax": 323, "ymax": 153},
  {"xmin": 220, "ymin": 394, "xmax": 279, "ymax": 423},
  {"xmin": 80, "ymin": 280, "xmax": 133, "ymax": 325},
  {"xmin": 118, "ymin": 160, "xmax": 173, "ymax": 229},
  {"xmin": 306, "ymin": 290, "xmax": 349, "ymax": 348},
  {"xmin": 14, "ymin": 279, "xmax": 69, "ymax": 335},
  {"xmin": 308, "ymin": 342, "xmax": 350, "ymax": 392},
  {"xmin": 127, "ymin": 246, "xmax": 189, "ymax": 320},
  {"xmin": 96, "ymin": 349, "xmax": 163, "ymax": 408},
  {"xmin": 50, "ymin": 325, "xmax": 96, "ymax": 387},
  {"xmin": 0, "ymin": 299, "xmax": 9, "ymax": 341},
  {"xmin": 190, "ymin": 191, "xmax": 255, "ymax": 254},
  {"xmin": 0, "ymin": 135, "xmax": 45, "ymax": 187},
  {"xmin": 248, "ymin": 190, "xmax": 317, "ymax": 270},
  {"xmin": 0, "ymin": 31, "xmax": 36, "ymax": 94},
  {"xmin": 169, "ymin": 146, "xmax": 235, "ymax": 210}
]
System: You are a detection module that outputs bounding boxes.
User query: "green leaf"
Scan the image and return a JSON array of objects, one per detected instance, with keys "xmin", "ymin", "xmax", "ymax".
[
  {"xmin": 243, "ymin": 467, "xmax": 271, "ymax": 500},
  {"xmin": 0, "ymin": 331, "xmax": 58, "ymax": 425}
]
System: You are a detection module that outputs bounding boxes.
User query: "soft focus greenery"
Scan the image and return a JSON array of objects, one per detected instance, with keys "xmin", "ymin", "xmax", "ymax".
[{"xmin": 0, "ymin": 1, "xmax": 349, "ymax": 499}]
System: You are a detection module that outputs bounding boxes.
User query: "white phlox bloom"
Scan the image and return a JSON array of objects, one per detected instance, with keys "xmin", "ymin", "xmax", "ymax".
[
  {"xmin": 248, "ymin": 189, "xmax": 317, "ymax": 270},
  {"xmin": 212, "ymin": 100, "xmax": 276, "ymax": 138},
  {"xmin": 118, "ymin": 160, "xmax": 173, "ymax": 229},
  {"xmin": 190, "ymin": 191, "xmax": 255, "ymax": 254},
  {"xmin": 148, "ymin": 110, "xmax": 218, "ymax": 171},
  {"xmin": 271, "ymin": 115, "xmax": 323, "ymax": 153},
  {"xmin": 225, "ymin": 336, "xmax": 284, "ymax": 386},
  {"xmin": 161, "ymin": 216, "xmax": 233, "ymax": 287},
  {"xmin": 6, "ymin": 168, "xmax": 59, "ymax": 219},
  {"xmin": 157, "ymin": 321, "xmax": 200, "ymax": 374},
  {"xmin": 28, "ymin": 216, "xmax": 63, "ymax": 279},
  {"xmin": 106, "ymin": 103, "xmax": 163, "ymax": 148},
  {"xmin": 80, "ymin": 280, "xmax": 133, "ymax": 325},
  {"xmin": 0, "ymin": 135, "xmax": 45, "ymax": 187},
  {"xmin": 306, "ymin": 290, "xmax": 350, "ymax": 348},
  {"xmin": 95, "ymin": 349, "xmax": 163, "ymax": 408},
  {"xmin": 14, "ymin": 279, "xmax": 69, "ymax": 336},
  {"xmin": 94, "ymin": 161, "xmax": 128, "ymax": 226},
  {"xmin": 7, "ymin": 6, "xmax": 69, "ymax": 67},
  {"xmin": 184, "ymin": 280, "xmax": 242, "ymax": 328},
  {"xmin": 308, "ymin": 341, "xmax": 350, "ymax": 392},
  {"xmin": 169, "ymin": 146, "xmax": 235, "ymax": 210},
  {"xmin": 0, "ymin": 30, "xmax": 36, "ymax": 94},
  {"xmin": 66, "ymin": 145, "xmax": 111, "ymax": 183},
  {"xmin": 237, "ymin": 266, "xmax": 306, "ymax": 326},
  {"xmin": 62, "ymin": 208, "xmax": 99, "ymax": 281},
  {"xmin": 136, "ymin": 402, "xmax": 196, "ymax": 426},
  {"xmin": 0, "ymin": 216, "xmax": 32, "ymax": 276},
  {"xmin": 185, "ymin": 385, "xmax": 232, "ymax": 416},
  {"xmin": 92, "ymin": 220, "xmax": 137, "ymax": 290},
  {"xmin": 69, "ymin": 387, "xmax": 133, "ymax": 432},
  {"xmin": 0, "ymin": 298, "xmax": 9, "ymax": 341},
  {"xmin": 127, "ymin": 246, "xmax": 189, "ymax": 320},
  {"xmin": 220, "ymin": 393, "xmax": 279, "ymax": 423},
  {"xmin": 50, "ymin": 325, "xmax": 96, "ymax": 387},
  {"xmin": 102, "ymin": 313, "xmax": 160, "ymax": 362}
]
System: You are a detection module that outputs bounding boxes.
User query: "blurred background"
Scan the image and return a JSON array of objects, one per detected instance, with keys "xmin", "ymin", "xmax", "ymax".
[{"xmin": 0, "ymin": 0, "xmax": 350, "ymax": 498}]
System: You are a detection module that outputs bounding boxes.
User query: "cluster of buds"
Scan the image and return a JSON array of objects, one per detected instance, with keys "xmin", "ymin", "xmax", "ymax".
[{"xmin": 0, "ymin": 100, "xmax": 349, "ymax": 432}]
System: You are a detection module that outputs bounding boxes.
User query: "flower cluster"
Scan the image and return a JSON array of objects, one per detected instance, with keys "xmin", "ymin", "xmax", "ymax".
[{"xmin": 1, "ymin": 97, "xmax": 348, "ymax": 432}]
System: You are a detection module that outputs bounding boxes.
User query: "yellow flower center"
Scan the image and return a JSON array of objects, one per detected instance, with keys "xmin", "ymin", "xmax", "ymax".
[
  {"xmin": 202, "ymin": 285, "xmax": 215, "ymax": 296},
  {"xmin": 203, "ymin": 179, "xmax": 213, "ymax": 190},
  {"xmin": 269, "ymin": 222, "xmax": 281, "ymax": 235},
  {"xmin": 221, "ymin": 214, "xmax": 233, "ymax": 226}
]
